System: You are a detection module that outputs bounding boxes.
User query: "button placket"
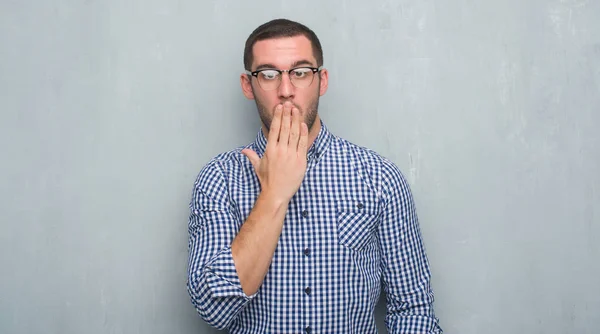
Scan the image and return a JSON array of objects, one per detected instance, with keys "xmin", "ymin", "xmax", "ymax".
[{"xmin": 297, "ymin": 182, "xmax": 313, "ymax": 331}]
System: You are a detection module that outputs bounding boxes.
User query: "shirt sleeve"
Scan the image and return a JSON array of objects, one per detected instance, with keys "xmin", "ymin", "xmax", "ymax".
[
  {"xmin": 186, "ymin": 160, "xmax": 257, "ymax": 330},
  {"xmin": 378, "ymin": 161, "xmax": 443, "ymax": 333}
]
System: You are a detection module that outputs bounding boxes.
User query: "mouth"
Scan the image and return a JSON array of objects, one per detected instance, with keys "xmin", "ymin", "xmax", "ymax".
[{"xmin": 276, "ymin": 103, "xmax": 302, "ymax": 112}]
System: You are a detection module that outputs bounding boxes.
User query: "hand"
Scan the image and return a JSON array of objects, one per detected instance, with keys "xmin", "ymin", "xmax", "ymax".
[{"xmin": 242, "ymin": 102, "xmax": 309, "ymax": 203}]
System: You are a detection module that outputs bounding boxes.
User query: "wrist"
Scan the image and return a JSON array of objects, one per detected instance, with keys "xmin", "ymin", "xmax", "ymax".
[{"xmin": 258, "ymin": 189, "xmax": 290, "ymax": 209}]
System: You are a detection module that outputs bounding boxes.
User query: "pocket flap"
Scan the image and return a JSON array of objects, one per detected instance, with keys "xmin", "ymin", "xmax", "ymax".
[{"xmin": 335, "ymin": 199, "xmax": 378, "ymax": 215}]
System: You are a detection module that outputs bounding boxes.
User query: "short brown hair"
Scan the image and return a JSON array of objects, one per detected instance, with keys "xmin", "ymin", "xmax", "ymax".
[{"xmin": 243, "ymin": 19, "xmax": 324, "ymax": 71}]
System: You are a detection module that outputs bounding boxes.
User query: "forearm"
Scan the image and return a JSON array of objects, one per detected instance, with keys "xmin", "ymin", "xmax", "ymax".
[{"xmin": 231, "ymin": 190, "xmax": 289, "ymax": 295}]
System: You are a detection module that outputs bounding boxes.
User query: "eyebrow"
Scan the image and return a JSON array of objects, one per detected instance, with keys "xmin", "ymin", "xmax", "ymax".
[{"xmin": 254, "ymin": 59, "xmax": 316, "ymax": 71}]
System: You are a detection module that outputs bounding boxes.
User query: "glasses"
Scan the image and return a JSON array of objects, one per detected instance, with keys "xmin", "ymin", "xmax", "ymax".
[{"xmin": 245, "ymin": 66, "xmax": 323, "ymax": 91}]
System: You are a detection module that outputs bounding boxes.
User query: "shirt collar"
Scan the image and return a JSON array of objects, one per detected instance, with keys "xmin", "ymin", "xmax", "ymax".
[{"xmin": 253, "ymin": 119, "xmax": 333, "ymax": 162}]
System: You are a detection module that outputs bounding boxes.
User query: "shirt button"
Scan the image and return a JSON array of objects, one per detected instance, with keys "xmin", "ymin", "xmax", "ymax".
[
  {"xmin": 357, "ymin": 202, "xmax": 364, "ymax": 209},
  {"xmin": 304, "ymin": 287, "xmax": 311, "ymax": 295},
  {"xmin": 305, "ymin": 326, "xmax": 311, "ymax": 333},
  {"xmin": 303, "ymin": 248, "xmax": 310, "ymax": 256},
  {"xmin": 193, "ymin": 210, "xmax": 199, "ymax": 215},
  {"xmin": 302, "ymin": 210, "xmax": 308, "ymax": 218}
]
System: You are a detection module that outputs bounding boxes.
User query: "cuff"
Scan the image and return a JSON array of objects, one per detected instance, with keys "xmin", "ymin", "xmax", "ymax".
[{"xmin": 204, "ymin": 247, "xmax": 258, "ymax": 299}]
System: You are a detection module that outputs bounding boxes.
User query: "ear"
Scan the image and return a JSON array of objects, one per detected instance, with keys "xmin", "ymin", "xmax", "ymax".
[
  {"xmin": 240, "ymin": 73, "xmax": 255, "ymax": 100},
  {"xmin": 318, "ymin": 68, "xmax": 329, "ymax": 96}
]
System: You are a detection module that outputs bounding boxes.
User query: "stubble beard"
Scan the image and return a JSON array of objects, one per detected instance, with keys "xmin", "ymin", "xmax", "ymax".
[{"xmin": 253, "ymin": 92, "xmax": 320, "ymax": 134}]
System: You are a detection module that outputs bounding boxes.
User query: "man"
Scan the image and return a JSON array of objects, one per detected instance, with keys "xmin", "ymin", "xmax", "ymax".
[{"xmin": 187, "ymin": 18, "xmax": 442, "ymax": 333}]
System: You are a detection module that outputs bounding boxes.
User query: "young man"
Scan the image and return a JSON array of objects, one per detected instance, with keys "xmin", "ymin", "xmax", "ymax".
[{"xmin": 187, "ymin": 18, "xmax": 443, "ymax": 333}]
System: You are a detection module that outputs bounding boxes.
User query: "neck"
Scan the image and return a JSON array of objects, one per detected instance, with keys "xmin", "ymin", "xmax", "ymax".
[{"xmin": 306, "ymin": 116, "xmax": 321, "ymax": 149}]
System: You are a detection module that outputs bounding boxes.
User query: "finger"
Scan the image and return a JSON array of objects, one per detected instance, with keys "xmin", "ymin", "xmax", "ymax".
[
  {"xmin": 297, "ymin": 122, "xmax": 309, "ymax": 156},
  {"xmin": 241, "ymin": 148, "xmax": 260, "ymax": 170},
  {"xmin": 267, "ymin": 105, "xmax": 283, "ymax": 146},
  {"xmin": 288, "ymin": 107, "xmax": 300, "ymax": 149},
  {"xmin": 279, "ymin": 103, "xmax": 292, "ymax": 147}
]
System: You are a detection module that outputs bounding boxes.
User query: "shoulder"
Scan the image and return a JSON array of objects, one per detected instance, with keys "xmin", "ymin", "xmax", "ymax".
[
  {"xmin": 192, "ymin": 143, "xmax": 254, "ymax": 192},
  {"xmin": 332, "ymin": 135, "xmax": 411, "ymax": 196},
  {"xmin": 334, "ymin": 135, "xmax": 406, "ymax": 177}
]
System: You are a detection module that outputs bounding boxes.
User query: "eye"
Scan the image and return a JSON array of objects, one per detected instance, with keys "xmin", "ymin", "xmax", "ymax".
[
  {"xmin": 291, "ymin": 68, "xmax": 311, "ymax": 78},
  {"xmin": 259, "ymin": 70, "xmax": 280, "ymax": 80}
]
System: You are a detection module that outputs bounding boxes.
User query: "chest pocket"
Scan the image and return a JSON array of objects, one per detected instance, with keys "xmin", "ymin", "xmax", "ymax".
[{"xmin": 335, "ymin": 199, "xmax": 380, "ymax": 251}]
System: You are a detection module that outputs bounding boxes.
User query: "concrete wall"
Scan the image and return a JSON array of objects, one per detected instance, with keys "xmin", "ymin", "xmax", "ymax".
[{"xmin": 1, "ymin": 1, "xmax": 598, "ymax": 333}]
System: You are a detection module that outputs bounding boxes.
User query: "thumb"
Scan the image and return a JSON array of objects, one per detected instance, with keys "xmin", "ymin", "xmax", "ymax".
[{"xmin": 241, "ymin": 148, "xmax": 260, "ymax": 170}]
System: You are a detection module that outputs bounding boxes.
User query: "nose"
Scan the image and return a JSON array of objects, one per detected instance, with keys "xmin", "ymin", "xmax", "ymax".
[{"xmin": 277, "ymin": 72, "xmax": 294, "ymax": 100}]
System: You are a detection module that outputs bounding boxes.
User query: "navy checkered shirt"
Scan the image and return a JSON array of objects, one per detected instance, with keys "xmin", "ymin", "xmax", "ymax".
[{"xmin": 187, "ymin": 121, "xmax": 442, "ymax": 333}]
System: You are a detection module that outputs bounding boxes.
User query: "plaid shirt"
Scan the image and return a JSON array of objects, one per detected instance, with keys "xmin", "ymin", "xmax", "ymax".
[{"xmin": 187, "ymin": 121, "xmax": 442, "ymax": 333}]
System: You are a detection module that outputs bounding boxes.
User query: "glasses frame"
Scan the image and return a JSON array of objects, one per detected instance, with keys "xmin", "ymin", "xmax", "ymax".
[{"xmin": 245, "ymin": 66, "xmax": 323, "ymax": 90}]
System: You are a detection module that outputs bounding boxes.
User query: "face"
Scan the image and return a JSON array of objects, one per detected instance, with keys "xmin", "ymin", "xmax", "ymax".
[{"xmin": 241, "ymin": 35, "xmax": 329, "ymax": 133}]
